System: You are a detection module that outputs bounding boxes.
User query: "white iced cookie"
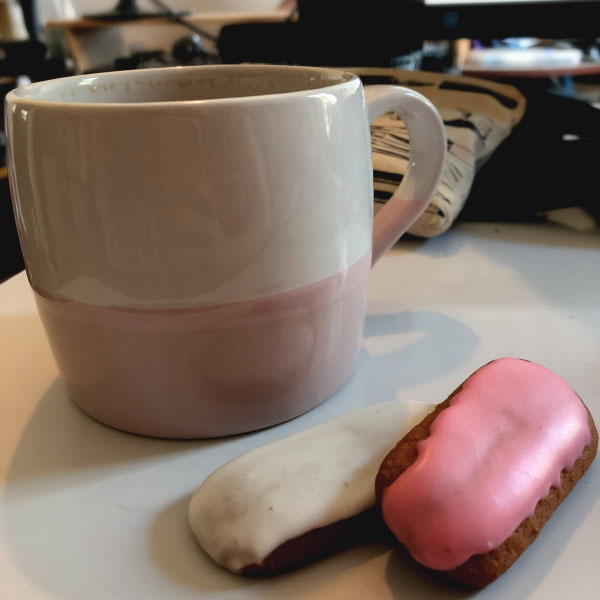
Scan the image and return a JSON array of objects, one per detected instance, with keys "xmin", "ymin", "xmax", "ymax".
[{"xmin": 188, "ymin": 400, "xmax": 432, "ymax": 575}]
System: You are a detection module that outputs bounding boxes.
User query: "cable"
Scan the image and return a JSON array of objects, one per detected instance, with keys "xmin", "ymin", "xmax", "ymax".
[{"xmin": 146, "ymin": 0, "xmax": 219, "ymax": 45}]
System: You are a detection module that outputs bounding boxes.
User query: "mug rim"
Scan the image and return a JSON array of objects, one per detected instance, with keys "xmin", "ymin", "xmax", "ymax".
[{"xmin": 6, "ymin": 64, "xmax": 360, "ymax": 109}]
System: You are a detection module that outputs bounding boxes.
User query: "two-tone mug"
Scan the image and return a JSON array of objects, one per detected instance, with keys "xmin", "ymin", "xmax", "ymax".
[{"xmin": 6, "ymin": 64, "xmax": 445, "ymax": 437}]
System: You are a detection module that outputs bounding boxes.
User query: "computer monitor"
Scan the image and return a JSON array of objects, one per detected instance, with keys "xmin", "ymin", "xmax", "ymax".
[
  {"xmin": 298, "ymin": 0, "xmax": 600, "ymax": 39},
  {"xmin": 295, "ymin": 0, "xmax": 600, "ymax": 67},
  {"xmin": 423, "ymin": 0, "xmax": 600, "ymax": 40}
]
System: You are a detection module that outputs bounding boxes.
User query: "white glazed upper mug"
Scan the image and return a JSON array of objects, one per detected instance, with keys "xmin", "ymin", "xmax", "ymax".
[{"xmin": 6, "ymin": 64, "xmax": 445, "ymax": 438}]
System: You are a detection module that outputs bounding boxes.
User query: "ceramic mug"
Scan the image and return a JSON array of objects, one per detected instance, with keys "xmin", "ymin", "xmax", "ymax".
[{"xmin": 6, "ymin": 64, "xmax": 445, "ymax": 438}]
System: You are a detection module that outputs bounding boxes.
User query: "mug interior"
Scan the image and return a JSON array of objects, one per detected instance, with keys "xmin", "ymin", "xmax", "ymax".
[{"xmin": 10, "ymin": 65, "xmax": 356, "ymax": 104}]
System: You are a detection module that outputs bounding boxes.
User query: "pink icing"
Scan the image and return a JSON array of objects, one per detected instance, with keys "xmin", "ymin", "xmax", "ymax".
[{"xmin": 381, "ymin": 358, "xmax": 591, "ymax": 570}]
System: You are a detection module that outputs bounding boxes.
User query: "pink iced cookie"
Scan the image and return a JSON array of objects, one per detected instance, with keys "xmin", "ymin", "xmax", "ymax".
[{"xmin": 375, "ymin": 358, "xmax": 598, "ymax": 587}]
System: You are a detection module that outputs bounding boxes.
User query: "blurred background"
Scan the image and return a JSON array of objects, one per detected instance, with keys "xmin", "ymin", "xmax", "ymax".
[{"xmin": 1, "ymin": 0, "xmax": 600, "ymax": 281}]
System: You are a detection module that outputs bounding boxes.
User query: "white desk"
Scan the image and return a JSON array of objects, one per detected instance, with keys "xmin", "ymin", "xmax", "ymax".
[{"xmin": 1, "ymin": 221, "xmax": 599, "ymax": 599}]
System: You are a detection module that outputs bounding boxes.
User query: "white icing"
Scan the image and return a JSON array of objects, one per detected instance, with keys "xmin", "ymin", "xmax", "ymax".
[{"xmin": 188, "ymin": 400, "xmax": 433, "ymax": 573}]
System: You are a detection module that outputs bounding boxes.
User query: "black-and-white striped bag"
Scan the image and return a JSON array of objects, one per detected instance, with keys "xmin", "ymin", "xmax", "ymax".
[{"xmin": 352, "ymin": 68, "xmax": 526, "ymax": 237}]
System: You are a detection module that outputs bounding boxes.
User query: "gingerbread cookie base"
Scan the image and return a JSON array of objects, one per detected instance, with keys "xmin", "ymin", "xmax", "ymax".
[{"xmin": 241, "ymin": 507, "xmax": 386, "ymax": 576}]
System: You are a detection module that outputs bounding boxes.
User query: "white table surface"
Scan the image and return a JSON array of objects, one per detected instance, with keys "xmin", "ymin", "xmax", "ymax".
[{"xmin": 1, "ymin": 221, "xmax": 599, "ymax": 599}]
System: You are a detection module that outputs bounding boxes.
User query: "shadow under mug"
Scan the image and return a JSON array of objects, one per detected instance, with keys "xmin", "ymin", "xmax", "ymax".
[{"xmin": 6, "ymin": 64, "xmax": 446, "ymax": 438}]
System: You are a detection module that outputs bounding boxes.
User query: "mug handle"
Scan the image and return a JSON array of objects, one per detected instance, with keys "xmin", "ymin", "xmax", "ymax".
[{"xmin": 364, "ymin": 85, "xmax": 447, "ymax": 265}]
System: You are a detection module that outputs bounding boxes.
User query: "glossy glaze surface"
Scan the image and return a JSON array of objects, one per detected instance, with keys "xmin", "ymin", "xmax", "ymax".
[
  {"xmin": 381, "ymin": 358, "xmax": 592, "ymax": 570},
  {"xmin": 6, "ymin": 64, "xmax": 445, "ymax": 437},
  {"xmin": 34, "ymin": 252, "xmax": 370, "ymax": 438},
  {"xmin": 189, "ymin": 400, "xmax": 433, "ymax": 572},
  {"xmin": 7, "ymin": 66, "xmax": 373, "ymax": 308}
]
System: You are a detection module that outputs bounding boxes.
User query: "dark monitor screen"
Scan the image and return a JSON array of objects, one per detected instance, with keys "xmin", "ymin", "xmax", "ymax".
[
  {"xmin": 298, "ymin": 0, "xmax": 600, "ymax": 41},
  {"xmin": 423, "ymin": 0, "xmax": 600, "ymax": 39},
  {"xmin": 218, "ymin": 2, "xmax": 600, "ymax": 68}
]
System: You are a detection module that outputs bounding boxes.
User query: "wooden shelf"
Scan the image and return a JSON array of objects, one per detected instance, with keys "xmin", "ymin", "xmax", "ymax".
[
  {"xmin": 46, "ymin": 10, "xmax": 289, "ymax": 32},
  {"xmin": 45, "ymin": 10, "xmax": 290, "ymax": 73}
]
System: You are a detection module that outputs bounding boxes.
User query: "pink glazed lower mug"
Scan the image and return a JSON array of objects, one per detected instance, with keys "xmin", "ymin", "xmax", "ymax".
[{"xmin": 6, "ymin": 65, "xmax": 445, "ymax": 438}]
